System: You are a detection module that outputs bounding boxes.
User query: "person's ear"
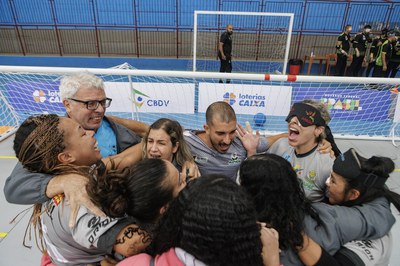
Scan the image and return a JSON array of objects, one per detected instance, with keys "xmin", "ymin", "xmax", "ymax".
[
  {"xmin": 57, "ymin": 151, "xmax": 76, "ymax": 164},
  {"xmin": 63, "ymin": 99, "xmax": 71, "ymax": 115},
  {"xmin": 203, "ymin": 124, "xmax": 209, "ymax": 134},
  {"xmin": 172, "ymin": 141, "xmax": 179, "ymax": 154},
  {"xmin": 314, "ymin": 126, "xmax": 325, "ymax": 138},
  {"xmin": 159, "ymin": 204, "xmax": 168, "ymax": 215},
  {"xmin": 347, "ymin": 189, "xmax": 360, "ymax": 201}
]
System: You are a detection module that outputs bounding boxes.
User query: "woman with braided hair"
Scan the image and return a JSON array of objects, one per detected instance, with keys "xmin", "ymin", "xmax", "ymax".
[{"xmin": 14, "ymin": 114, "xmax": 186, "ymax": 266}]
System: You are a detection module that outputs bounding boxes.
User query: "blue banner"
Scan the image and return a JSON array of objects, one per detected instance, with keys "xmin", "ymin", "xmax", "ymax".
[
  {"xmin": 6, "ymin": 81, "xmax": 64, "ymax": 113},
  {"xmin": 293, "ymin": 87, "xmax": 392, "ymax": 122}
]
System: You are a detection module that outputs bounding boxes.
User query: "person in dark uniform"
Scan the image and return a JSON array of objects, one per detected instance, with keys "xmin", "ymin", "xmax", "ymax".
[
  {"xmin": 334, "ymin": 25, "xmax": 352, "ymax": 76},
  {"xmin": 218, "ymin": 24, "xmax": 233, "ymax": 83},
  {"xmin": 365, "ymin": 28, "xmax": 388, "ymax": 77},
  {"xmin": 347, "ymin": 25, "xmax": 372, "ymax": 76},
  {"xmin": 387, "ymin": 31, "xmax": 400, "ymax": 78},
  {"xmin": 373, "ymin": 30, "xmax": 398, "ymax": 77}
]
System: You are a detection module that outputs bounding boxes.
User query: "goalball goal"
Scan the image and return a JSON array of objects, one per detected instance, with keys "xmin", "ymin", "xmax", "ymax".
[
  {"xmin": 192, "ymin": 10, "xmax": 294, "ymax": 74},
  {"xmin": 0, "ymin": 65, "xmax": 399, "ymax": 145}
]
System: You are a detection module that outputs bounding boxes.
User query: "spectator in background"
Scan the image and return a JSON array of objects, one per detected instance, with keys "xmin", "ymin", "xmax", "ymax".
[
  {"xmin": 387, "ymin": 31, "xmax": 400, "ymax": 78},
  {"xmin": 335, "ymin": 25, "xmax": 352, "ymax": 76},
  {"xmin": 365, "ymin": 28, "xmax": 388, "ymax": 77},
  {"xmin": 218, "ymin": 24, "xmax": 233, "ymax": 83},
  {"xmin": 373, "ymin": 30, "xmax": 398, "ymax": 77},
  {"xmin": 347, "ymin": 25, "xmax": 372, "ymax": 76}
]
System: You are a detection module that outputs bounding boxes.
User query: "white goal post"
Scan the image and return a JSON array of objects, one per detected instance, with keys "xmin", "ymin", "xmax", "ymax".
[
  {"xmin": 193, "ymin": 10, "xmax": 294, "ymax": 74},
  {"xmin": 0, "ymin": 65, "xmax": 399, "ymax": 145}
]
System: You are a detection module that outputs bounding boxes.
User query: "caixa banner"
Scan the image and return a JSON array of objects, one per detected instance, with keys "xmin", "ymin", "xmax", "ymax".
[
  {"xmin": 293, "ymin": 87, "xmax": 393, "ymax": 122},
  {"xmin": 6, "ymin": 81, "xmax": 65, "ymax": 114}
]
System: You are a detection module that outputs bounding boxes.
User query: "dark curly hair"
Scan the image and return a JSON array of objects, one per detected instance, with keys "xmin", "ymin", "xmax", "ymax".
[
  {"xmin": 150, "ymin": 175, "xmax": 264, "ymax": 266},
  {"xmin": 87, "ymin": 158, "xmax": 175, "ymax": 223},
  {"xmin": 239, "ymin": 153, "xmax": 321, "ymax": 251}
]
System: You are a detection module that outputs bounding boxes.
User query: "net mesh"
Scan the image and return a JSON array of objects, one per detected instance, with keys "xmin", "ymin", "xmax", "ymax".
[
  {"xmin": 192, "ymin": 11, "xmax": 292, "ymax": 74},
  {"xmin": 0, "ymin": 66, "xmax": 399, "ymax": 142}
]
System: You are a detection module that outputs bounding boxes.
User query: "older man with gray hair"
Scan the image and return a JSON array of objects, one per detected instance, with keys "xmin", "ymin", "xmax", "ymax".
[{"xmin": 4, "ymin": 72, "xmax": 148, "ymax": 226}]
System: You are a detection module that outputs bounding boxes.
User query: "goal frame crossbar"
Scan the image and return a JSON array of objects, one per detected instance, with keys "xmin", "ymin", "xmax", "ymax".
[{"xmin": 0, "ymin": 65, "xmax": 399, "ymax": 144}]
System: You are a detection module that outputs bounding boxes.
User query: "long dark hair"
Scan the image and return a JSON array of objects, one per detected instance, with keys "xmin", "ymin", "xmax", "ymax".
[
  {"xmin": 150, "ymin": 175, "xmax": 264, "ymax": 266},
  {"xmin": 340, "ymin": 151, "xmax": 400, "ymax": 211},
  {"xmin": 87, "ymin": 158, "xmax": 175, "ymax": 223},
  {"xmin": 239, "ymin": 153, "xmax": 321, "ymax": 251}
]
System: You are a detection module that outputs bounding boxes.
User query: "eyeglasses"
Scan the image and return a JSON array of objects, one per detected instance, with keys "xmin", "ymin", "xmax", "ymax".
[{"xmin": 68, "ymin": 98, "xmax": 112, "ymax": 110}]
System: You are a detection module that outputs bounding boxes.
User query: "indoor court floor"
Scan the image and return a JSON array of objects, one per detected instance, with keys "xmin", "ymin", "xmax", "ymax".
[{"xmin": 1, "ymin": 135, "xmax": 399, "ymax": 265}]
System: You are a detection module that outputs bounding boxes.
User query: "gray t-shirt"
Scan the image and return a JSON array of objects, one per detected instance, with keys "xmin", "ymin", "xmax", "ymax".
[
  {"xmin": 184, "ymin": 130, "xmax": 269, "ymax": 180},
  {"xmin": 341, "ymin": 233, "xmax": 392, "ymax": 266},
  {"xmin": 42, "ymin": 195, "xmax": 133, "ymax": 266},
  {"xmin": 279, "ymin": 197, "xmax": 395, "ymax": 265},
  {"xmin": 268, "ymin": 138, "xmax": 333, "ymax": 202}
]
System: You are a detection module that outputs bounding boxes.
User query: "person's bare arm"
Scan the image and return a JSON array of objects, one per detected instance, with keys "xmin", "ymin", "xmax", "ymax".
[
  {"xmin": 107, "ymin": 115, "xmax": 149, "ymax": 137},
  {"xmin": 102, "ymin": 143, "xmax": 143, "ymax": 170},
  {"xmin": 46, "ymin": 174, "xmax": 105, "ymax": 228},
  {"xmin": 297, "ymin": 233, "xmax": 323, "ymax": 265},
  {"xmin": 266, "ymin": 133, "xmax": 288, "ymax": 148},
  {"xmin": 260, "ymin": 226, "xmax": 280, "ymax": 266},
  {"xmin": 181, "ymin": 160, "xmax": 200, "ymax": 180},
  {"xmin": 219, "ymin": 42, "xmax": 226, "ymax": 60},
  {"xmin": 382, "ymin": 52, "xmax": 387, "ymax": 71},
  {"xmin": 113, "ymin": 224, "xmax": 150, "ymax": 257},
  {"xmin": 297, "ymin": 233, "xmax": 340, "ymax": 266},
  {"xmin": 336, "ymin": 40, "xmax": 347, "ymax": 56}
]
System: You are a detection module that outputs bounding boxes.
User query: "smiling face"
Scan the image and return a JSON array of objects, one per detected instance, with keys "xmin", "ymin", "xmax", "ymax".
[
  {"xmin": 58, "ymin": 117, "xmax": 102, "ymax": 166},
  {"xmin": 204, "ymin": 118, "xmax": 237, "ymax": 154},
  {"xmin": 146, "ymin": 128, "xmax": 179, "ymax": 162},
  {"xmin": 63, "ymin": 86, "xmax": 107, "ymax": 131},
  {"xmin": 287, "ymin": 116, "xmax": 324, "ymax": 154},
  {"xmin": 325, "ymin": 171, "xmax": 351, "ymax": 205}
]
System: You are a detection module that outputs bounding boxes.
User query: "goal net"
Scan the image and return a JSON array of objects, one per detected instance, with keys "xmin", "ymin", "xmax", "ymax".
[
  {"xmin": 192, "ymin": 11, "xmax": 294, "ymax": 74},
  {"xmin": 0, "ymin": 65, "xmax": 399, "ymax": 144}
]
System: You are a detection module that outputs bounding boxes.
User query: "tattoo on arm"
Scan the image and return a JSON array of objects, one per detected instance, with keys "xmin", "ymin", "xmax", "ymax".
[{"xmin": 115, "ymin": 225, "xmax": 151, "ymax": 245}]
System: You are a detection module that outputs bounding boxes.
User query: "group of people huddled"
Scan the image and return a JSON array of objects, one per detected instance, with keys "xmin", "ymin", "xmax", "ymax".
[
  {"xmin": 335, "ymin": 24, "xmax": 400, "ymax": 77},
  {"xmin": 4, "ymin": 72, "xmax": 400, "ymax": 266}
]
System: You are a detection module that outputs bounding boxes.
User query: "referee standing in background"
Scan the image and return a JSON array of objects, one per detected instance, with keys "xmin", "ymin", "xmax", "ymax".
[{"xmin": 218, "ymin": 24, "xmax": 233, "ymax": 83}]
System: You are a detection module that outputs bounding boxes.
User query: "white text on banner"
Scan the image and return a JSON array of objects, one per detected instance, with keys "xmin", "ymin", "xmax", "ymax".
[
  {"xmin": 105, "ymin": 82, "xmax": 195, "ymax": 114},
  {"xmin": 198, "ymin": 83, "xmax": 292, "ymax": 116}
]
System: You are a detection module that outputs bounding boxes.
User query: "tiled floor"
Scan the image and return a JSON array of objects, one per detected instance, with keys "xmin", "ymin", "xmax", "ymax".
[{"xmin": 0, "ymin": 136, "xmax": 399, "ymax": 265}]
